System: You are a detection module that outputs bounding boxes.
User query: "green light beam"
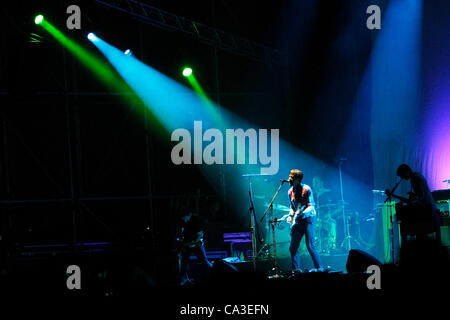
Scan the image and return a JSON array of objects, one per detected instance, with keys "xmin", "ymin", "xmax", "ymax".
[
  {"xmin": 186, "ymin": 73, "xmax": 225, "ymax": 129},
  {"xmin": 37, "ymin": 18, "xmax": 131, "ymax": 96},
  {"xmin": 35, "ymin": 17, "xmax": 165, "ymax": 136}
]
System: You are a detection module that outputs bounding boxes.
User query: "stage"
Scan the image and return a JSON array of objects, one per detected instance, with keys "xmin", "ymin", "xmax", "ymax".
[{"xmin": 1, "ymin": 1, "xmax": 450, "ymax": 311}]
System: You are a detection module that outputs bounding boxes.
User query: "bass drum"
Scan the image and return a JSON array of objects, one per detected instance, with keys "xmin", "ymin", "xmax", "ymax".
[{"xmin": 316, "ymin": 217, "xmax": 337, "ymax": 253}]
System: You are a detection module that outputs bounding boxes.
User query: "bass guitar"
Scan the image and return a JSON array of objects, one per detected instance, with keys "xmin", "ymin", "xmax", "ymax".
[{"xmin": 177, "ymin": 229, "xmax": 204, "ymax": 250}]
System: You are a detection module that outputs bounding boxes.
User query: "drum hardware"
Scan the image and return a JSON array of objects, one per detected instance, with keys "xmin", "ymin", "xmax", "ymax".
[
  {"xmin": 315, "ymin": 215, "xmax": 337, "ymax": 254},
  {"xmin": 263, "ymin": 203, "xmax": 290, "ymax": 212},
  {"xmin": 317, "ymin": 203, "xmax": 338, "ymax": 209},
  {"xmin": 253, "ymin": 195, "xmax": 267, "ymax": 200},
  {"xmin": 314, "ymin": 181, "xmax": 332, "ymax": 252},
  {"xmin": 242, "ymin": 173, "xmax": 272, "ymax": 271},
  {"xmin": 259, "ymin": 180, "xmax": 289, "ymax": 278},
  {"xmin": 315, "ymin": 188, "xmax": 331, "ymax": 198},
  {"xmin": 384, "ymin": 178, "xmax": 403, "ymax": 264},
  {"xmin": 336, "ymin": 159, "xmax": 353, "ymax": 250}
]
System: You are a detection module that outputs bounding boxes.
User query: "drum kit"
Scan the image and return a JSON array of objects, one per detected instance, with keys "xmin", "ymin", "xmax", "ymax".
[
  {"xmin": 244, "ymin": 172, "xmax": 368, "ymax": 279},
  {"xmin": 258, "ymin": 187, "xmax": 363, "ymax": 256}
]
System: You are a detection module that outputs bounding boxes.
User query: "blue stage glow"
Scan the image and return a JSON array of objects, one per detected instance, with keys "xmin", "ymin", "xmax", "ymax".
[
  {"xmin": 88, "ymin": 35, "xmax": 371, "ymax": 239},
  {"xmin": 343, "ymin": 0, "xmax": 423, "ymax": 192}
]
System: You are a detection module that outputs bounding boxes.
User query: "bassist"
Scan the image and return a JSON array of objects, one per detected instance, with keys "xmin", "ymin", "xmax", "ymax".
[{"xmin": 176, "ymin": 209, "xmax": 213, "ymax": 285}]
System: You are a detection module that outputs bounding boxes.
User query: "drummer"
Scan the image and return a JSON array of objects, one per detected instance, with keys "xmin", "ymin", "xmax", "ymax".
[
  {"xmin": 312, "ymin": 176, "xmax": 336, "ymax": 253},
  {"xmin": 312, "ymin": 176, "xmax": 332, "ymax": 208}
]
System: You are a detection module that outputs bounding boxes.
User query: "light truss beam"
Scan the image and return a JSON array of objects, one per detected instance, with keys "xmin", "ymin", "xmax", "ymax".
[{"xmin": 94, "ymin": 0, "xmax": 286, "ymax": 66}]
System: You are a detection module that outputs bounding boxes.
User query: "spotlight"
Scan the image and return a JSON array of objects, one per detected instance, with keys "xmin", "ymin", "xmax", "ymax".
[
  {"xmin": 124, "ymin": 49, "xmax": 132, "ymax": 55},
  {"xmin": 34, "ymin": 15, "xmax": 44, "ymax": 25},
  {"xmin": 182, "ymin": 67, "xmax": 193, "ymax": 77},
  {"xmin": 87, "ymin": 32, "xmax": 98, "ymax": 42}
]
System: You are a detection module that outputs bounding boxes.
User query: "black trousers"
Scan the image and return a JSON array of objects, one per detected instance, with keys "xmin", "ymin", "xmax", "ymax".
[
  {"xmin": 179, "ymin": 245, "xmax": 212, "ymax": 281},
  {"xmin": 289, "ymin": 216, "xmax": 323, "ymax": 270}
]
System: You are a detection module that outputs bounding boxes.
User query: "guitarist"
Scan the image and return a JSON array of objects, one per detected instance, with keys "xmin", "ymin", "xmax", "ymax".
[
  {"xmin": 286, "ymin": 169, "xmax": 324, "ymax": 273},
  {"xmin": 386, "ymin": 164, "xmax": 440, "ymax": 243},
  {"xmin": 177, "ymin": 209, "xmax": 213, "ymax": 285}
]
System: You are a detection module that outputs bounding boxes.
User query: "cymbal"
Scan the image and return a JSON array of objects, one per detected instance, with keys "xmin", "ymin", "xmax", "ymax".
[
  {"xmin": 316, "ymin": 188, "xmax": 331, "ymax": 194},
  {"xmin": 317, "ymin": 203, "xmax": 338, "ymax": 208},
  {"xmin": 253, "ymin": 195, "xmax": 267, "ymax": 199},
  {"xmin": 327, "ymin": 201, "xmax": 350, "ymax": 207},
  {"xmin": 331, "ymin": 210, "xmax": 358, "ymax": 218},
  {"xmin": 264, "ymin": 203, "xmax": 290, "ymax": 211}
]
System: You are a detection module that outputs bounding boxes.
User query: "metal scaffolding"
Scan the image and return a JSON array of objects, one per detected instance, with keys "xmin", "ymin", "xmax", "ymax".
[
  {"xmin": 94, "ymin": 0, "xmax": 286, "ymax": 66},
  {"xmin": 0, "ymin": 2, "xmax": 289, "ymax": 256}
]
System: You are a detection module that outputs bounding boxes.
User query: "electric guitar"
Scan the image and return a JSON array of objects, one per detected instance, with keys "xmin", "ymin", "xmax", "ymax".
[
  {"xmin": 179, "ymin": 238, "xmax": 204, "ymax": 249},
  {"xmin": 287, "ymin": 204, "xmax": 310, "ymax": 226},
  {"xmin": 385, "ymin": 189, "xmax": 416, "ymax": 204}
]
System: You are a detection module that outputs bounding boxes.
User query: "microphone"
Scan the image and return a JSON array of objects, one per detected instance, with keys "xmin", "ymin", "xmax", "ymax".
[{"xmin": 281, "ymin": 179, "xmax": 289, "ymax": 183}]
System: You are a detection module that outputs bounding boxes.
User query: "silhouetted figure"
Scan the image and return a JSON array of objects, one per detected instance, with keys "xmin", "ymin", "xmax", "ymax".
[
  {"xmin": 387, "ymin": 164, "xmax": 441, "ymax": 245},
  {"xmin": 176, "ymin": 210, "xmax": 213, "ymax": 285}
]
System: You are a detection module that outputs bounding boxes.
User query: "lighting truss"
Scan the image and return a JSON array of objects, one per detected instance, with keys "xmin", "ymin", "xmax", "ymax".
[{"xmin": 94, "ymin": 0, "xmax": 286, "ymax": 66}]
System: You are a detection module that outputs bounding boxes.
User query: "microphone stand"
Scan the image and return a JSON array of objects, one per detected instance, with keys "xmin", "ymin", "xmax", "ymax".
[
  {"xmin": 338, "ymin": 160, "xmax": 351, "ymax": 251},
  {"xmin": 242, "ymin": 173, "xmax": 273, "ymax": 265},
  {"xmin": 260, "ymin": 180, "xmax": 286, "ymax": 278},
  {"xmin": 385, "ymin": 178, "xmax": 402, "ymax": 264},
  {"xmin": 246, "ymin": 175, "xmax": 263, "ymax": 272}
]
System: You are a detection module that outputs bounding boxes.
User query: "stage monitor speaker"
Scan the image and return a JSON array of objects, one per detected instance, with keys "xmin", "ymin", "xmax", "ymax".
[
  {"xmin": 346, "ymin": 249, "xmax": 382, "ymax": 273},
  {"xmin": 209, "ymin": 259, "xmax": 268, "ymax": 286},
  {"xmin": 209, "ymin": 260, "xmax": 239, "ymax": 279}
]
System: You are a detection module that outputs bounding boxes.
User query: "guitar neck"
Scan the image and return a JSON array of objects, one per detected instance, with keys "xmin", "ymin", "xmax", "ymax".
[{"xmin": 391, "ymin": 194, "xmax": 410, "ymax": 203}]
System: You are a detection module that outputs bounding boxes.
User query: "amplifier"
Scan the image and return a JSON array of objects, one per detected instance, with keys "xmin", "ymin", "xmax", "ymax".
[
  {"xmin": 440, "ymin": 216, "xmax": 450, "ymax": 247},
  {"xmin": 223, "ymin": 232, "xmax": 253, "ymax": 258},
  {"xmin": 432, "ymin": 189, "xmax": 450, "ymax": 201},
  {"xmin": 436, "ymin": 200, "xmax": 449, "ymax": 216}
]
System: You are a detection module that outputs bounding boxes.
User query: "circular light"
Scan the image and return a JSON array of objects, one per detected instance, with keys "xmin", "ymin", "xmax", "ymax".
[
  {"xmin": 34, "ymin": 15, "xmax": 44, "ymax": 25},
  {"xmin": 182, "ymin": 67, "xmax": 193, "ymax": 77},
  {"xmin": 87, "ymin": 32, "xmax": 97, "ymax": 41},
  {"xmin": 124, "ymin": 49, "xmax": 131, "ymax": 55}
]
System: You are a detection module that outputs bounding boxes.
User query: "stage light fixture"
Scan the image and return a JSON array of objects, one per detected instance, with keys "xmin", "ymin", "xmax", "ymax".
[
  {"xmin": 87, "ymin": 32, "xmax": 98, "ymax": 42},
  {"xmin": 34, "ymin": 15, "xmax": 44, "ymax": 25},
  {"xmin": 124, "ymin": 49, "xmax": 132, "ymax": 55},
  {"xmin": 182, "ymin": 67, "xmax": 193, "ymax": 77}
]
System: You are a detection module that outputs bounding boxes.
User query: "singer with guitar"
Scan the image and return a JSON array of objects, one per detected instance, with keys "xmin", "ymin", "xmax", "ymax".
[
  {"xmin": 385, "ymin": 164, "xmax": 440, "ymax": 243},
  {"xmin": 177, "ymin": 209, "xmax": 213, "ymax": 285},
  {"xmin": 286, "ymin": 169, "xmax": 324, "ymax": 273}
]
